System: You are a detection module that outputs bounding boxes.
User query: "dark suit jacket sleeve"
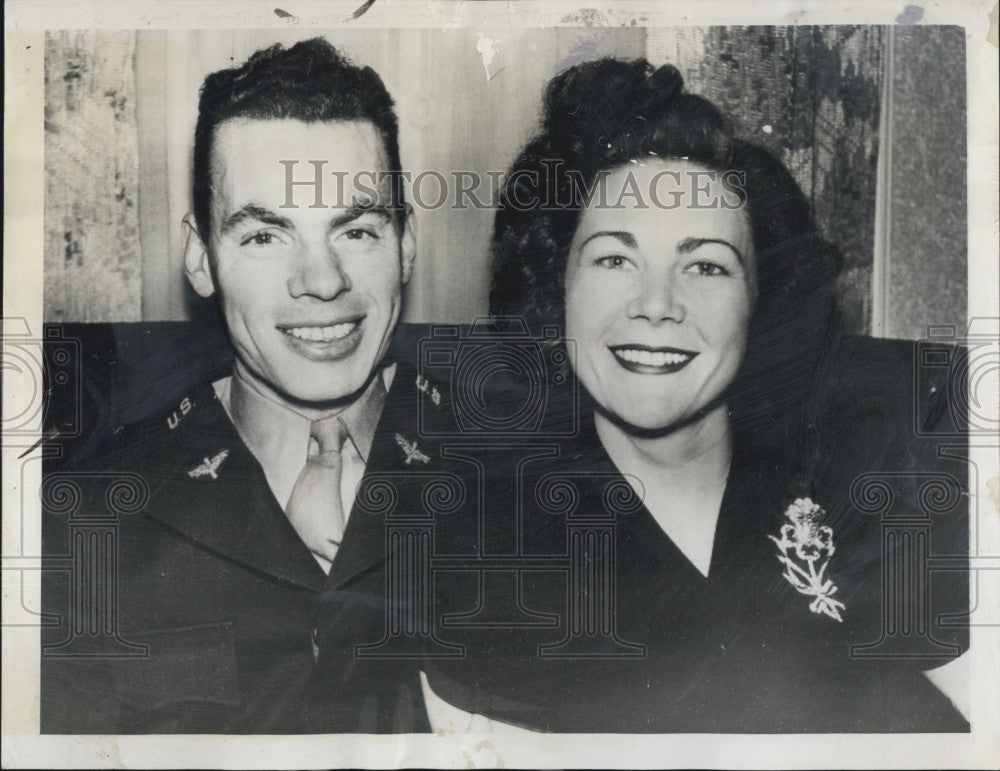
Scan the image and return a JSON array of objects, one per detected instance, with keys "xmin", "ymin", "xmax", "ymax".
[{"xmin": 40, "ymin": 478, "xmax": 126, "ymax": 733}]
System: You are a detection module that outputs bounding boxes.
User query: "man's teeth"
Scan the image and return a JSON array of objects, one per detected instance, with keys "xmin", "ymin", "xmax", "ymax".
[
  {"xmin": 285, "ymin": 322, "xmax": 357, "ymax": 342},
  {"xmin": 616, "ymin": 349, "xmax": 691, "ymax": 367}
]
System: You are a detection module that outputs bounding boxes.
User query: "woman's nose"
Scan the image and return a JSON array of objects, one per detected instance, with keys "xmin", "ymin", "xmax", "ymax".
[
  {"xmin": 626, "ymin": 274, "xmax": 685, "ymax": 324},
  {"xmin": 287, "ymin": 241, "xmax": 352, "ymax": 300}
]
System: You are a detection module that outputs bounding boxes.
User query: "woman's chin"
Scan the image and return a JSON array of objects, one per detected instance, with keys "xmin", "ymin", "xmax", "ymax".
[
  {"xmin": 596, "ymin": 398, "xmax": 728, "ymax": 438},
  {"xmin": 598, "ymin": 405, "xmax": 690, "ymax": 436}
]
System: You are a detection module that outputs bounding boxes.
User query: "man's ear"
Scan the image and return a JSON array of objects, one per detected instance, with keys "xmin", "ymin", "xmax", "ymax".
[
  {"xmin": 183, "ymin": 213, "xmax": 216, "ymax": 298},
  {"xmin": 399, "ymin": 204, "xmax": 416, "ymax": 285}
]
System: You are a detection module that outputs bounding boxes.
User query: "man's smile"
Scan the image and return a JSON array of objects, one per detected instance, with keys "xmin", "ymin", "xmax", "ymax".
[
  {"xmin": 280, "ymin": 320, "xmax": 359, "ymax": 342},
  {"xmin": 277, "ymin": 317, "xmax": 365, "ymax": 359}
]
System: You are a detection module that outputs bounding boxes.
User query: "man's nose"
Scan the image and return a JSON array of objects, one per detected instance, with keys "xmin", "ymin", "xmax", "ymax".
[
  {"xmin": 287, "ymin": 240, "xmax": 352, "ymax": 300},
  {"xmin": 626, "ymin": 272, "xmax": 685, "ymax": 324}
]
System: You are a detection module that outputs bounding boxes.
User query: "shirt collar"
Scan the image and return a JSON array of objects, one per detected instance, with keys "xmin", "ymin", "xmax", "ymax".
[{"xmin": 213, "ymin": 363, "xmax": 394, "ymax": 506}]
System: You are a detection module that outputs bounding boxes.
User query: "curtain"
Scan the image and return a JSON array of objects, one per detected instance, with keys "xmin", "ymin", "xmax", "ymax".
[
  {"xmin": 44, "ymin": 31, "xmax": 143, "ymax": 322},
  {"xmin": 648, "ymin": 26, "xmax": 885, "ymax": 335}
]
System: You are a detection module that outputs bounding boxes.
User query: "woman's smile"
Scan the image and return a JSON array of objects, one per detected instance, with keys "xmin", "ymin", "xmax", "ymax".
[{"xmin": 608, "ymin": 345, "xmax": 699, "ymax": 374}]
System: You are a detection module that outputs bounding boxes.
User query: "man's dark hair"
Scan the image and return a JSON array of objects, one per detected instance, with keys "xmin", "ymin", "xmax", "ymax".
[
  {"xmin": 192, "ymin": 37, "xmax": 405, "ymax": 242},
  {"xmin": 489, "ymin": 57, "xmax": 844, "ymax": 455}
]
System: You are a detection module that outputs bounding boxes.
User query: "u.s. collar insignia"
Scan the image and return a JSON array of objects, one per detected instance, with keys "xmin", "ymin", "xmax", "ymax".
[
  {"xmin": 395, "ymin": 433, "xmax": 430, "ymax": 465},
  {"xmin": 187, "ymin": 450, "xmax": 229, "ymax": 480},
  {"xmin": 415, "ymin": 374, "xmax": 442, "ymax": 407},
  {"xmin": 167, "ymin": 395, "xmax": 194, "ymax": 430}
]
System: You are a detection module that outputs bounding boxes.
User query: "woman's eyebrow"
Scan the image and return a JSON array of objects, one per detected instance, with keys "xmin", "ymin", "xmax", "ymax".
[
  {"xmin": 677, "ymin": 236, "xmax": 745, "ymax": 265},
  {"xmin": 578, "ymin": 230, "xmax": 638, "ymax": 250}
]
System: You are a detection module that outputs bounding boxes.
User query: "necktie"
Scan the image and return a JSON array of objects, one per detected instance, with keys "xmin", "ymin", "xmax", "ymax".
[{"xmin": 285, "ymin": 415, "xmax": 347, "ymax": 564}]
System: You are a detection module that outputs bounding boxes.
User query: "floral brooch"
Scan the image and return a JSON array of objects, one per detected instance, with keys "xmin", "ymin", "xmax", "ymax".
[{"xmin": 768, "ymin": 497, "xmax": 846, "ymax": 622}]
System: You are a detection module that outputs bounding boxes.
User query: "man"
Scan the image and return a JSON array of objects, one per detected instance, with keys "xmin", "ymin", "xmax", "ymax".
[{"xmin": 41, "ymin": 38, "xmax": 445, "ymax": 733}]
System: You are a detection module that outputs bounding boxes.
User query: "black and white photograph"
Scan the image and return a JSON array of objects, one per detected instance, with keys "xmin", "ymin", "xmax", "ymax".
[{"xmin": 3, "ymin": 1, "xmax": 998, "ymax": 768}]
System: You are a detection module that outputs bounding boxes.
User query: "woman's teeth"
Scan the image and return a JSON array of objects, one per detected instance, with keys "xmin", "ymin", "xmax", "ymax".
[
  {"xmin": 615, "ymin": 349, "xmax": 691, "ymax": 366},
  {"xmin": 284, "ymin": 322, "xmax": 357, "ymax": 342}
]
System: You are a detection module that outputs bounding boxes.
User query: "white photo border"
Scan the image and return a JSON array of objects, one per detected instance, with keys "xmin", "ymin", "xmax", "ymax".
[{"xmin": 4, "ymin": 1, "xmax": 998, "ymax": 768}]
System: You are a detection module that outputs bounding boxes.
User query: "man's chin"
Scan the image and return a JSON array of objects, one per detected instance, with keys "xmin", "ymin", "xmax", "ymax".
[{"xmin": 279, "ymin": 378, "xmax": 370, "ymax": 410}]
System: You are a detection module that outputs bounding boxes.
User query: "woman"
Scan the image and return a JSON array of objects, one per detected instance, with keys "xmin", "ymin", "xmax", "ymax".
[{"xmin": 422, "ymin": 58, "xmax": 969, "ymax": 732}]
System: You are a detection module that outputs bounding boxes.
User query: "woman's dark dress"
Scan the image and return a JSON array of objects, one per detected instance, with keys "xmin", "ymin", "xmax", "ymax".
[{"xmin": 425, "ymin": 335, "xmax": 970, "ymax": 732}]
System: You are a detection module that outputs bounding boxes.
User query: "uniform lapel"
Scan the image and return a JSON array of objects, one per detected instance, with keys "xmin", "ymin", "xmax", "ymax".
[
  {"xmin": 323, "ymin": 358, "xmax": 429, "ymax": 593},
  {"xmin": 142, "ymin": 384, "xmax": 327, "ymax": 594}
]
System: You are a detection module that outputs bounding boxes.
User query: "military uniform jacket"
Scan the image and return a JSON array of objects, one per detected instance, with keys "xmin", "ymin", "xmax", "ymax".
[{"xmin": 41, "ymin": 325, "xmax": 452, "ymax": 733}]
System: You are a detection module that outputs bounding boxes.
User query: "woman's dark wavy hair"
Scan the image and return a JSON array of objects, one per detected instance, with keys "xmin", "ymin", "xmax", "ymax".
[
  {"xmin": 192, "ymin": 38, "xmax": 405, "ymax": 243},
  {"xmin": 489, "ymin": 58, "xmax": 843, "ymax": 456}
]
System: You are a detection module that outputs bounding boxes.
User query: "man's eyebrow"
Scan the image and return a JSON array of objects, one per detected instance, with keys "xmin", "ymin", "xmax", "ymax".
[
  {"xmin": 331, "ymin": 200, "xmax": 393, "ymax": 227},
  {"xmin": 220, "ymin": 204, "xmax": 294, "ymax": 235},
  {"xmin": 578, "ymin": 230, "xmax": 638, "ymax": 251},
  {"xmin": 677, "ymin": 236, "xmax": 745, "ymax": 265}
]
